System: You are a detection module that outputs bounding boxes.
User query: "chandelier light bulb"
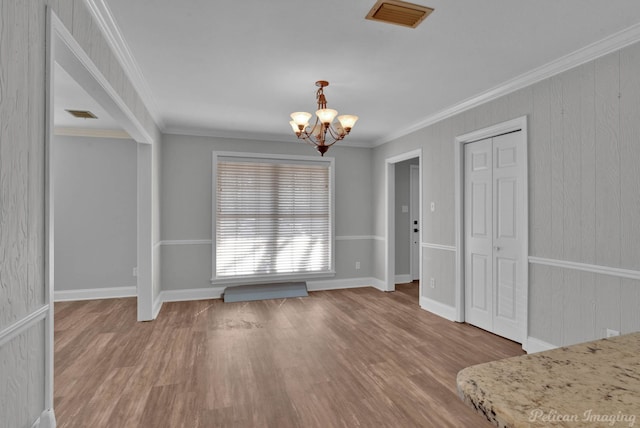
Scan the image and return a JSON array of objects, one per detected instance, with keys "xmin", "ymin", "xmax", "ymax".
[
  {"xmin": 290, "ymin": 111, "xmax": 312, "ymax": 128},
  {"xmin": 316, "ymin": 108, "xmax": 338, "ymax": 125},
  {"xmin": 289, "ymin": 120, "xmax": 302, "ymax": 134},
  {"xmin": 337, "ymin": 115, "xmax": 358, "ymax": 132}
]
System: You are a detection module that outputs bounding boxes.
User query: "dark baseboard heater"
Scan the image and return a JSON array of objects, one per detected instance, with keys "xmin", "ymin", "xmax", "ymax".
[{"xmin": 222, "ymin": 282, "xmax": 308, "ymax": 303}]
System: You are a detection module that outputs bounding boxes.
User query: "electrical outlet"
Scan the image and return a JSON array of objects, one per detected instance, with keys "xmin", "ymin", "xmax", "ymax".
[
  {"xmin": 606, "ymin": 328, "xmax": 620, "ymax": 338},
  {"xmin": 430, "ymin": 278, "xmax": 435, "ymax": 288},
  {"xmin": 133, "ymin": 267, "xmax": 138, "ymax": 277},
  {"xmin": 355, "ymin": 261, "xmax": 361, "ymax": 270}
]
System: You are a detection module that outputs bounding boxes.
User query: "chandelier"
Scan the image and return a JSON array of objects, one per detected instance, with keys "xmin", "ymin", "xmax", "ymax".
[{"xmin": 289, "ymin": 81, "xmax": 358, "ymax": 156}]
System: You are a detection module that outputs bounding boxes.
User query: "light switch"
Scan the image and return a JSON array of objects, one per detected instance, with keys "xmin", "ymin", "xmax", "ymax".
[
  {"xmin": 430, "ymin": 202, "xmax": 435, "ymax": 212},
  {"xmin": 401, "ymin": 205, "xmax": 409, "ymax": 213}
]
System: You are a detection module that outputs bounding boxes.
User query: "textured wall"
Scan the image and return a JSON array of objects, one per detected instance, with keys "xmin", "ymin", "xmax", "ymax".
[
  {"xmin": 373, "ymin": 41, "xmax": 640, "ymax": 346},
  {"xmin": 1, "ymin": 0, "xmax": 160, "ymax": 426},
  {"xmin": 0, "ymin": 2, "xmax": 46, "ymax": 425},
  {"xmin": 160, "ymin": 134, "xmax": 374, "ymax": 290},
  {"xmin": 53, "ymin": 136, "xmax": 137, "ymax": 292}
]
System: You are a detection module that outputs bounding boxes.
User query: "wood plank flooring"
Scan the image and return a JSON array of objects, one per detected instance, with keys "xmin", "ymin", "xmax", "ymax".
[{"xmin": 54, "ymin": 285, "xmax": 524, "ymax": 427}]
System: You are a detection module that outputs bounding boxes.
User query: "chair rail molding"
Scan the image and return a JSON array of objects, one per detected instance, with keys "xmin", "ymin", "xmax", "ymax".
[{"xmin": 528, "ymin": 257, "xmax": 640, "ymax": 280}]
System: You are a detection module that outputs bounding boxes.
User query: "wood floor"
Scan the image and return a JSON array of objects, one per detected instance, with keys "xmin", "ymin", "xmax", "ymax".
[{"xmin": 54, "ymin": 284, "xmax": 524, "ymax": 427}]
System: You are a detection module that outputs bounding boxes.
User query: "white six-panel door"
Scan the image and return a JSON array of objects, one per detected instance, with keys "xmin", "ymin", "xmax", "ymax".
[{"xmin": 464, "ymin": 131, "xmax": 525, "ymax": 343}]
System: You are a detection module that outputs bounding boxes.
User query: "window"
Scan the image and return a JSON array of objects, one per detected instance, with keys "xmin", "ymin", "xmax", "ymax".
[{"xmin": 212, "ymin": 152, "xmax": 334, "ymax": 283}]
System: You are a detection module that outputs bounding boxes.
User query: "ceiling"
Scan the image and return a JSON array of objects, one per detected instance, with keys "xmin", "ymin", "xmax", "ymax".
[
  {"xmin": 54, "ymin": 63, "xmax": 124, "ymax": 132},
  {"xmin": 100, "ymin": 0, "xmax": 640, "ymax": 146}
]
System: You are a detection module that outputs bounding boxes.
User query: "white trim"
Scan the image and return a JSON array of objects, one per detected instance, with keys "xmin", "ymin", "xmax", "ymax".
[
  {"xmin": 375, "ymin": 22, "xmax": 640, "ymax": 146},
  {"xmin": 31, "ymin": 409, "xmax": 56, "ymax": 428},
  {"xmin": 307, "ymin": 277, "xmax": 386, "ymax": 292},
  {"xmin": 54, "ymin": 286, "xmax": 137, "ymax": 302},
  {"xmin": 421, "ymin": 242, "xmax": 456, "ymax": 252},
  {"xmin": 159, "ymin": 237, "xmax": 384, "ymax": 245},
  {"xmin": 454, "ymin": 116, "xmax": 529, "ymax": 331},
  {"xmin": 164, "ymin": 126, "xmax": 372, "ymax": 149},
  {"xmin": 152, "ymin": 294, "xmax": 163, "ymax": 319},
  {"xmin": 45, "ymin": 8, "xmax": 56, "ymax": 412},
  {"xmin": 394, "ymin": 274, "xmax": 413, "ymax": 284},
  {"xmin": 160, "ymin": 287, "xmax": 227, "ymax": 302},
  {"xmin": 158, "ymin": 278, "xmax": 387, "ymax": 304},
  {"xmin": 160, "ymin": 239, "xmax": 212, "ymax": 246},
  {"xmin": 0, "ymin": 306, "xmax": 49, "ymax": 348},
  {"xmin": 335, "ymin": 235, "xmax": 381, "ymax": 241},
  {"xmin": 419, "ymin": 296, "xmax": 458, "ymax": 322},
  {"xmin": 84, "ymin": 0, "xmax": 164, "ymax": 129},
  {"xmin": 529, "ymin": 257, "xmax": 640, "ymax": 280},
  {"xmin": 54, "ymin": 127, "xmax": 131, "ymax": 139},
  {"xmin": 525, "ymin": 336, "xmax": 558, "ymax": 354},
  {"xmin": 385, "ymin": 149, "xmax": 423, "ymax": 293}
]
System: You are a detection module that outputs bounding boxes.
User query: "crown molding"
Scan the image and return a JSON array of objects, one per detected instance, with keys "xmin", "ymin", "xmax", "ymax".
[
  {"xmin": 374, "ymin": 21, "xmax": 640, "ymax": 146},
  {"xmin": 164, "ymin": 126, "xmax": 374, "ymax": 148},
  {"xmin": 84, "ymin": 0, "xmax": 165, "ymax": 129},
  {"xmin": 54, "ymin": 126, "xmax": 132, "ymax": 139}
]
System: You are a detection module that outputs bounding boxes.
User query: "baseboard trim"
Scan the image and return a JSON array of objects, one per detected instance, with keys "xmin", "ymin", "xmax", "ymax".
[
  {"xmin": 158, "ymin": 278, "xmax": 387, "ymax": 305},
  {"xmin": 160, "ymin": 287, "xmax": 226, "ymax": 302},
  {"xmin": 419, "ymin": 296, "xmax": 457, "ymax": 321},
  {"xmin": 525, "ymin": 336, "xmax": 558, "ymax": 354},
  {"xmin": 54, "ymin": 286, "xmax": 136, "ymax": 302},
  {"xmin": 31, "ymin": 409, "xmax": 56, "ymax": 428},
  {"xmin": 152, "ymin": 294, "xmax": 163, "ymax": 319},
  {"xmin": 307, "ymin": 277, "xmax": 385, "ymax": 292},
  {"xmin": 394, "ymin": 274, "xmax": 413, "ymax": 284}
]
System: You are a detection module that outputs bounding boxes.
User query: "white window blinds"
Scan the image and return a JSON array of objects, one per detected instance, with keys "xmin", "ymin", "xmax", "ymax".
[{"xmin": 214, "ymin": 156, "xmax": 332, "ymax": 279}]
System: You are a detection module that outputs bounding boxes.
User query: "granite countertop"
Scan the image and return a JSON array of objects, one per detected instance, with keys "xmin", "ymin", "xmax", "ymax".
[{"xmin": 457, "ymin": 332, "xmax": 640, "ymax": 428}]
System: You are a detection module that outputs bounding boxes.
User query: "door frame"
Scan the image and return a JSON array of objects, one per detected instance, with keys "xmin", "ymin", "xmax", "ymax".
[
  {"xmin": 385, "ymin": 149, "xmax": 422, "ymax": 292},
  {"xmin": 46, "ymin": 8, "xmax": 156, "ymax": 407},
  {"xmin": 454, "ymin": 116, "xmax": 528, "ymax": 344},
  {"xmin": 409, "ymin": 164, "xmax": 420, "ymax": 281}
]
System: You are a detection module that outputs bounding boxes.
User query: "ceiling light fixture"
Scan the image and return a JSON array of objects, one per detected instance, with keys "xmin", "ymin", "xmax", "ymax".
[{"xmin": 290, "ymin": 81, "xmax": 358, "ymax": 156}]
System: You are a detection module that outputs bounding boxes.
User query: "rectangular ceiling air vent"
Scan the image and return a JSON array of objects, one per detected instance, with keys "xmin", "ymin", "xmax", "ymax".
[
  {"xmin": 366, "ymin": 0, "xmax": 434, "ymax": 28},
  {"xmin": 65, "ymin": 109, "xmax": 98, "ymax": 119}
]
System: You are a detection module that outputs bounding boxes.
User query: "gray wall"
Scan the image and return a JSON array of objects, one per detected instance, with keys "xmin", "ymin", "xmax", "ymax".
[
  {"xmin": 0, "ymin": 1, "xmax": 160, "ymax": 426},
  {"xmin": 394, "ymin": 158, "xmax": 419, "ymax": 277},
  {"xmin": 160, "ymin": 134, "xmax": 374, "ymax": 290},
  {"xmin": 0, "ymin": 2, "xmax": 47, "ymax": 425},
  {"xmin": 53, "ymin": 136, "xmax": 137, "ymax": 292},
  {"xmin": 373, "ymin": 42, "xmax": 640, "ymax": 347}
]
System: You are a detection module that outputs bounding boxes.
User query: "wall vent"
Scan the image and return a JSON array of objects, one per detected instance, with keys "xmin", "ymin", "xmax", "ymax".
[
  {"xmin": 366, "ymin": 0, "xmax": 433, "ymax": 28},
  {"xmin": 65, "ymin": 109, "xmax": 98, "ymax": 119}
]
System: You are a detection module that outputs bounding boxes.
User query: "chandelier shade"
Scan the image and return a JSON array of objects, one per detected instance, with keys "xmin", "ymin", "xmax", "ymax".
[{"xmin": 289, "ymin": 81, "xmax": 358, "ymax": 156}]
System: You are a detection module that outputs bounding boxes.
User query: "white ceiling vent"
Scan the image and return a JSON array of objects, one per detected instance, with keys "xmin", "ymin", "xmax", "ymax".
[{"xmin": 366, "ymin": 0, "xmax": 434, "ymax": 28}]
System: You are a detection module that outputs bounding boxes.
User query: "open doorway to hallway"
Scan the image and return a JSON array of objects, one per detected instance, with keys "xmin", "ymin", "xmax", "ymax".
[{"xmin": 394, "ymin": 157, "xmax": 420, "ymax": 302}]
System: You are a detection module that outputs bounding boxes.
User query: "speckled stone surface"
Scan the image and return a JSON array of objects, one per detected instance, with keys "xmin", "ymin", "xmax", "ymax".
[{"xmin": 457, "ymin": 332, "xmax": 640, "ymax": 427}]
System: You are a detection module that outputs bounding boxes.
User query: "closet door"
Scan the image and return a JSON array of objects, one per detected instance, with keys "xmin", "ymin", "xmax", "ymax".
[
  {"xmin": 464, "ymin": 131, "xmax": 525, "ymax": 343},
  {"xmin": 464, "ymin": 138, "xmax": 494, "ymax": 332}
]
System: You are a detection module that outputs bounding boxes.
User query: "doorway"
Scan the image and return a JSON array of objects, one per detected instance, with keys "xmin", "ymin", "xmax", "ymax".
[
  {"xmin": 47, "ymin": 10, "xmax": 155, "ymax": 320},
  {"xmin": 384, "ymin": 149, "xmax": 422, "ymax": 294},
  {"xmin": 454, "ymin": 117, "xmax": 528, "ymax": 345}
]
